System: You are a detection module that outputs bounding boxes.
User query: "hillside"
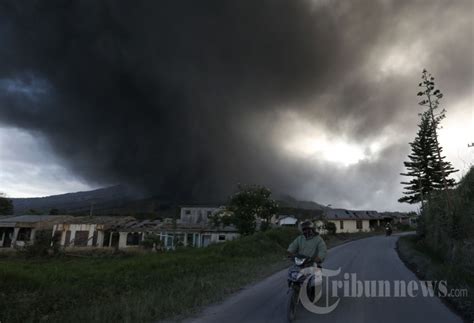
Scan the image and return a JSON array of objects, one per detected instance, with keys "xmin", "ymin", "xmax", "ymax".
[
  {"xmin": 275, "ymin": 194, "xmax": 326, "ymax": 210},
  {"xmin": 10, "ymin": 186, "xmax": 328, "ymax": 217},
  {"xmin": 11, "ymin": 185, "xmax": 146, "ymax": 215}
]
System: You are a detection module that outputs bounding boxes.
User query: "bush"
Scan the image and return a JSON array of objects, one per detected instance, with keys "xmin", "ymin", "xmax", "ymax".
[
  {"xmin": 417, "ymin": 167, "xmax": 474, "ymax": 276},
  {"xmin": 395, "ymin": 223, "xmax": 411, "ymax": 231},
  {"xmin": 140, "ymin": 234, "xmax": 164, "ymax": 251},
  {"xmin": 21, "ymin": 230, "xmax": 55, "ymax": 257},
  {"xmin": 264, "ymin": 227, "xmax": 299, "ymax": 248},
  {"xmin": 219, "ymin": 228, "xmax": 299, "ymax": 258},
  {"xmin": 324, "ymin": 222, "xmax": 337, "ymax": 235}
]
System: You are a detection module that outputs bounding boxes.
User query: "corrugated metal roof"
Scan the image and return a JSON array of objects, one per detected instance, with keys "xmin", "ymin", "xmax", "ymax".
[
  {"xmin": 116, "ymin": 220, "xmax": 238, "ymax": 233},
  {"xmin": 325, "ymin": 209, "xmax": 383, "ymax": 220},
  {"xmin": 0, "ymin": 215, "xmax": 73, "ymax": 223},
  {"xmin": 59, "ymin": 216, "xmax": 135, "ymax": 225},
  {"xmin": 179, "ymin": 205, "xmax": 222, "ymax": 209}
]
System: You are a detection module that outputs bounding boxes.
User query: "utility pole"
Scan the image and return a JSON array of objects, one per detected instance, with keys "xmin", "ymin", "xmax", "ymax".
[
  {"xmin": 319, "ymin": 204, "xmax": 332, "ymax": 233},
  {"xmin": 323, "ymin": 204, "xmax": 332, "ymax": 220}
]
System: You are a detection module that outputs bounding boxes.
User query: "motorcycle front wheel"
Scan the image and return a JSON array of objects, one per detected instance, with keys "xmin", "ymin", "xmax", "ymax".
[{"xmin": 287, "ymin": 287, "xmax": 299, "ymax": 322}]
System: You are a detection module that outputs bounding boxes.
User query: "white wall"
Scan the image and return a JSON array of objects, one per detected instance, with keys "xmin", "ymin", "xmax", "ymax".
[
  {"xmin": 329, "ymin": 220, "xmax": 370, "ymax": 233},
  {"xmin": 124, "ymin": 230, "xmax": 240, "ymax": 249},
  {"xmin": 209, "ymin": 232, "xmax": 239, "ymax": 243},
  {"xmin": 180, "ymin": 207, "xmax": 221, "ymax": 224},
  {"xmin": 278, "ymin": 217, "xmax": 298, "ymax": 226},
  {"xmin": 54, "ymin": 224, "xmax": 98, "ymax": 247}
]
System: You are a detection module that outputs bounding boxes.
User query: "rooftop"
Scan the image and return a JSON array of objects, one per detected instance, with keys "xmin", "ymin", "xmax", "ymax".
[
  {"xmin": 325, "ymin": 209, "xmax": 382, "ymax": 220},
  {"xmin": 0, "ymin": 215, "xmax": 74, "ymax": 223},
  {"xmin": 59, "ymin": 216, "xmax": 135, "ymax": 225}
]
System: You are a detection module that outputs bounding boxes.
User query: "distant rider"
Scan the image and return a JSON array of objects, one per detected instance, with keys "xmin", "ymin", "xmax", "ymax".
[
  {"xmin": 385, "ymin": 222, "xmax": 392, "ymax": 236},
  {"xmin": 287, "ymin": 221, "xmax": 327, "ymax": 265}
]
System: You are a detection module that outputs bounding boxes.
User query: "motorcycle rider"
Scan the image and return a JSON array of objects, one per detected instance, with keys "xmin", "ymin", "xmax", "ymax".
[{"xmin": 287, "ymin": 221, "xmax": 327, "ymax": 265}]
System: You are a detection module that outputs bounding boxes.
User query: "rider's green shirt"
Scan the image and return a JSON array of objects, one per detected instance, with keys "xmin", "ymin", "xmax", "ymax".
[{"xmin": 287, "ymin": 234, "xmax": 327, "ymax": 261}]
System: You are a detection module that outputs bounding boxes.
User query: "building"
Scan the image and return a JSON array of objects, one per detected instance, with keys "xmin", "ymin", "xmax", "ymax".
[
  {"xmin": 51, "ymin": 212, "xmax": 240, "ymax": 250},
  {"xmin": 117, "ymin": 221, "xmax": 239, "ymax": 250},
  {"xmin": 325, "ymin": 209, "xmax": 384, "ymax": 233},
  {"xmin": 179, "ymin": 205, "xmax": 224, "ymax": 225},
  {"xmin": 277, "ymin": 215, "xmax": 298, "ymax": 227},
  {"xmin": 392, "ymin": 213, "xmax": 411, "ymax": 225},
  {"xmin": 379, "ymin": 212, "xmax": 412, "ymax": 226},
  {"xmin": 51, "ymin": 216, "xmax": 135, "ymax": 248},
  {"xmin": 0, "ymin": 215, "xmax": 73, "ymax": 248}
]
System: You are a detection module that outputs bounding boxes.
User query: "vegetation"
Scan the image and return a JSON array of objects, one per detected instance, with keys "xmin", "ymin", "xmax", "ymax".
[
  {"xmin": 399, "ymin": 68, "xmax": 469, "ymax": 260},
  {"xmin": 49, "ymin": 208, "xmax": 60, "ymax": 215},
  {"xmin": 402, "ymin": 69, "xmax": 471, "ymax": 256},
  {"xmin": 397, "ymin": 70, "xmax": 472, "ymax": 319},
  {"xmin": 398, "ymin": 234, "xmax": 474, "ymax": 321},
  {"xmin": 140, "ymin": 234, "xmax": 164, "ymax": 251},
  {"xmin": 397, "ymin": 167, "xmax": 473, "ymax": 320},
  {"xmin": 323, "ymin": 221, "xmax": 337, "ymax": 235},
  {"xmin": 0, "ymin": 228, "xmax": 379, "ymax": 323},
  {"xmin": 20, "ymin": 230, "xmax": 58, "ymax": 258},
  {"xmin": 226, "ymin": 184, "xmax": 278, "ymax": 235},
  {"xmin": 26, "ymin": 209, "xmax": 42, "ymax": 215},
  {"xmin": 0, "ymin": 228, "xmax": 297, "ymax": 323},
  {"xmin": 208, "ymin": 209, "xmax": 233, "ymax": 228},
  {"xmin": 399, "ymin": 112, "xmax": 438, "ymax": 204},
  {"xmin": 399, "ymin": 69, "xmax": 458, "ymax": 206},
  {"xmin": 0, "ymin": 193, "xmax": 14, "ymax": 215},
  {"xmin": 420, "ymin": 167, "xmax": 474, "ymax": 260}
]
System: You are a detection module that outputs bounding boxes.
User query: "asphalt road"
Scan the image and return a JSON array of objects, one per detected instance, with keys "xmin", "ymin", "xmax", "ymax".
[{"xmin": 185, "ymin": 234, "xmax": 463, "ymax": 323}]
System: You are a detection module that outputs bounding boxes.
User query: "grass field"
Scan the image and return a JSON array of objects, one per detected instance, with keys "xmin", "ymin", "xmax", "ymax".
[{"xmin": 0, "ymin": 228, "xmax": 379, "ymax": 323}]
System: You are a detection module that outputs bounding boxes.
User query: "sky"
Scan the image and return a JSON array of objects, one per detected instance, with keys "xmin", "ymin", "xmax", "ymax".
[{"xmin": 0, "ymin": 0, "xmax": 473, "ymax": 212}]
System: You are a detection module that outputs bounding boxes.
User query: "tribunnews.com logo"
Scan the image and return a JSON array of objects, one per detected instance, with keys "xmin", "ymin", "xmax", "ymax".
[{"xmin": 299, "ymin": 267, "xmax": 469, "ymax": 315}]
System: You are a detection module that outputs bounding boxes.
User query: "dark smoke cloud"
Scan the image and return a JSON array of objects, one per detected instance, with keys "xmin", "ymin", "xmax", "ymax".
[{"xmin": 0, "ymin": 0, "xmax": 472, "ymax": 209}]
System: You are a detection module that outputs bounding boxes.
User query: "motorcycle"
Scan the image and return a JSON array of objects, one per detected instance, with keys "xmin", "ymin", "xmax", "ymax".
[
  {"xmin": 286, "ymin": 255, "xmax": 322, "ymax": 322},
  {"xmin": 385, "ymin": 226, "xmax": 392, "ymax": 236}
]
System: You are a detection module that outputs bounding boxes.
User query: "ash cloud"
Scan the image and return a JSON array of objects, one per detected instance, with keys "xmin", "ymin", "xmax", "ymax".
[{"xmin": 0, "ymin": 0, "xmax": 472, "ymax": 209}]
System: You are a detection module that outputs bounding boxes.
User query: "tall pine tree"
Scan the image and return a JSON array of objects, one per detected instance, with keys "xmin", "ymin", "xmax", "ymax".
[
  {"xmin": 399, "ymin": 112, "xmax": 436, "ymax": 205},
  {"xmin": 417, "ymin": 70, "xmax": 458, "ymax": 199},
  {"xmin": 400, "ymin": 70, "xmax": 458, "ymax": 207}
]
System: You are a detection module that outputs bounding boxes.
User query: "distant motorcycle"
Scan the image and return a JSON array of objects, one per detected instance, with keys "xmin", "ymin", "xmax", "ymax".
[
  {"xmin": 286, "ymin": 255, "xmax": 321, "ymax": 322},
  {"xmin": 385, "ymin": 226, "xmax": 392, "ymax": 236}
]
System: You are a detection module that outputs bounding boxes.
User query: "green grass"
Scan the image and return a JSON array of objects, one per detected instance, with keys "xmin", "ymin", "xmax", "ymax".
[
  {"xmin": 397, "ymin": 235, "xmax": 474, "ymax": 321},
  {"xmin": 0, "ymin": 228, "xmax": 298, "ymax": 323},
  {"xmin": 0, "ymin": 229, "xmax": 378, "ymax": 323}
]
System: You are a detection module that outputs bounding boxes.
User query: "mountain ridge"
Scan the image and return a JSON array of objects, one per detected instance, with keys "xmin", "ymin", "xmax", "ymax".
[{"xmin": 10, "ymin": 186, "xmax": 327, "ymax": 216}]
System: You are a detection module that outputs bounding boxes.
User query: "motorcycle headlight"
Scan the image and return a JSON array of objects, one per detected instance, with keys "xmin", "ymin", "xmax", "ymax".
[{"xmin": 294, "ymin": 257, "xmax": 305, "ymax": 266}]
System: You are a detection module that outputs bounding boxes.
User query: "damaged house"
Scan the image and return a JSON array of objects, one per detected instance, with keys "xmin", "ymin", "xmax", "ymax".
[
  {"xmin": 51, "ymin": 206, "xmax": 239, "ymax": 250},
  {"xmin": 0, "ymin": 215, "xmax": 73, "ymax": 248},
  {"xmin": 113, "ymin": 205, "xmax": 239, "ymax": 250},
  {"xmin": 51, "ymin": 216, "xmax": 135, "ymax": 248}
]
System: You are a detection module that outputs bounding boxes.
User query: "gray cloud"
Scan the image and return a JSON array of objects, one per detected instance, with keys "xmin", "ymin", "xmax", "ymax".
[
  {"xmin": 0, "ymin": 127, "xmax": 93, "ymax": 197},
  {"xmin": 0, "ymin": 0, "xmax": 472, "ymax": 210}
]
